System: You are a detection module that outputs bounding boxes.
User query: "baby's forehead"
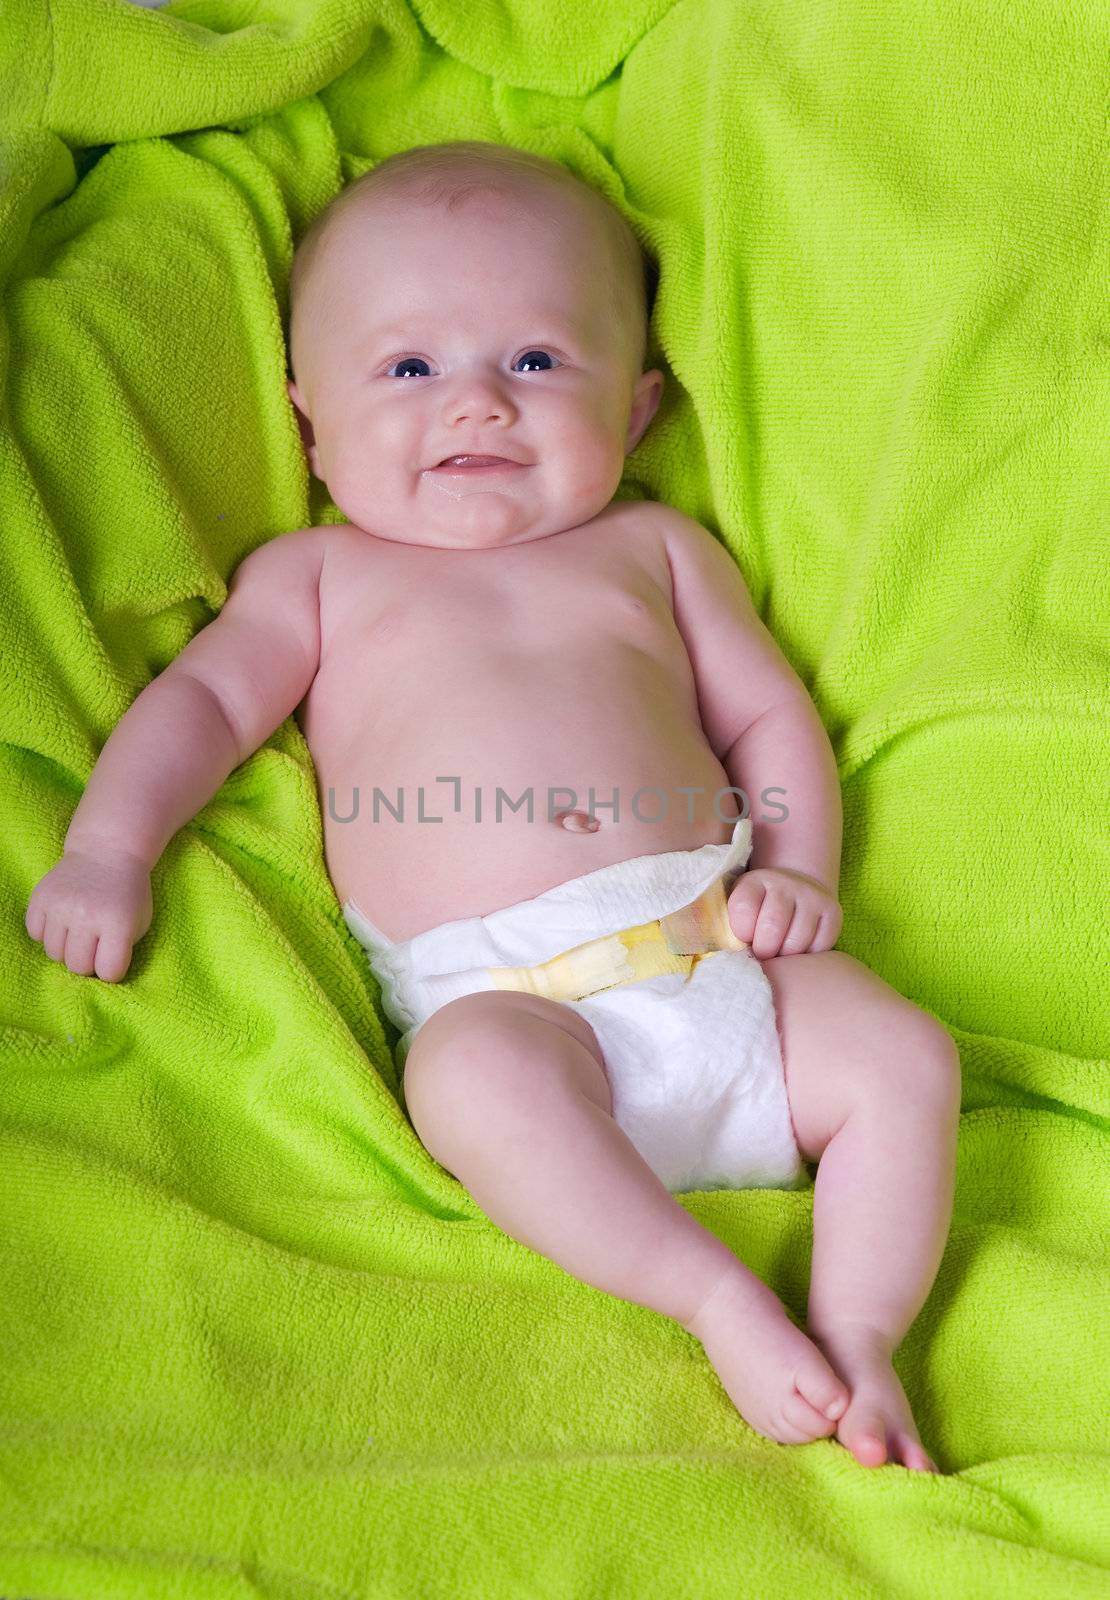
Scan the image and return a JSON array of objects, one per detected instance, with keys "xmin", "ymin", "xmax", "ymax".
[
  {"xmin": 329, "ymin": 178, "xmax": 614, "ymax": 276},
  {"xmin": 295, "ymin": 181, "xmax": 642, "ymax": 363},
  {"xmin": 322, "ymin": 249, "xmax": 608, "ymax": 337}
]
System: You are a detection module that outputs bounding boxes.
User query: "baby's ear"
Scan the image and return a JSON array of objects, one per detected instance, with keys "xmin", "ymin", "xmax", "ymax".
[
  {"xmin": 287, "ymin": 380, "xmax": 319, "ymax": 475},
  {"xmin": 626, "ymin": 368, "xmax": 665, "ymax": 454}
]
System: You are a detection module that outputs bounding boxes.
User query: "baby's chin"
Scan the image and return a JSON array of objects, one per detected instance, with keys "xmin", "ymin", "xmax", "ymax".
[
  {"xmin": 392, "ymin": 527, "xmax": 560, "ymax": 550},
  {"xmin": 339, "ymin": 516, "xmax": 563, "ymax": 550},
  {"xmin": 338, "ymin": 496, "xmax": 578, "ymax": 549}
]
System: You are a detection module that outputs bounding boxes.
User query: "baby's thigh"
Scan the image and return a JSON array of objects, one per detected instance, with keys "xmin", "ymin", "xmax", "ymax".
[
  {"xmin": 761, "ymin": 950, "xmax": 960, "ymax": 1163},
  {"xmin": 403, "ymin": 990, "xmax": 613, "ymax": 1157}
]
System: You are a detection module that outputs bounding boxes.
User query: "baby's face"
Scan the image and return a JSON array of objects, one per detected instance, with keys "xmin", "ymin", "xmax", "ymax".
[{"xmin": 287, "ymin": 189, "xmax": 663, "ymax": 549}]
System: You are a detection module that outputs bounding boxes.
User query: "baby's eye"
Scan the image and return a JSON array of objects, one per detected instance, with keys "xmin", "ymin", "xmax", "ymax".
[
  {"xmin": 386, "ymin": 357, "xmax": 432, "ymax": 379},
  {"xmin": 383, "ymin": 350, "xmax": 561, "ymax": 379}
]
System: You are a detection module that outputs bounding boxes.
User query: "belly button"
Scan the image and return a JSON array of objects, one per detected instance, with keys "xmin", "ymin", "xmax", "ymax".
[{"xmin": 554, "ymin": 809, "xmax": 602, "ymax": 833}]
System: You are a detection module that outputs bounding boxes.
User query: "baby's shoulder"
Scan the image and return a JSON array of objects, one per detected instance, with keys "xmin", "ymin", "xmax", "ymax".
[
  {"xmin": 227, "ymin": 524, "xmax": 330, "ymax": 594},
  {"xmin": 627, "ymin": 497, "xmax": 708, "ymax": 539},
  {"xmin": 608, "ymin": 495, "xmax": 710, "ymax": 550},
  {"xmin": 609, "ymin": 492, "xmax": 713, "ymax": 548}
]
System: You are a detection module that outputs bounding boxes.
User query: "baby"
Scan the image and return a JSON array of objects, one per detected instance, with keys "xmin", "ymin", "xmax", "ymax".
[{"xmin": 25, "ymin": 141, "xmax": 960, "ymax": 1473}]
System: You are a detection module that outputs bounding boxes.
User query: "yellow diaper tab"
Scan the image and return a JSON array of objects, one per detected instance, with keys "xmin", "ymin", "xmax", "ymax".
[{"xmin": 486, "ymin": 878, "xmax": 748, "ymax": 1004}]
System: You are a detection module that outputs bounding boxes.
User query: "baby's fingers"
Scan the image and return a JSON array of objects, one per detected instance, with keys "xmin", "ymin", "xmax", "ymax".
[
  {"xmin": 63, "ymin": 927, "xmax": 100, "ymax": 977},
  {"xmin": 24, "ymin": 893, "xmax": 46, "ymax": 942},
  {"xmin": 727, "ymin": 882, "xmax": 765, "ymax": 943},
  {"xmin": 753, "ymin": 889, "xmax": 804, "ymax": 959},
  {"xmin": 93, "ymin": 934, "xmax": 133, "ymax": 983},
  {"xmin": 812, "ymin": 905, "xmax": 843, "ymax": 952},
  {"xmin": 780, "ymin": 906, "xmax": 821, "ymax": 955},
  {"xmin": 42, "ymin": 914, "xmax": 69, "ymax": 964},
  {"xmin": 30, "ymin": 906, "xmax": 134, "ymax": 981}
]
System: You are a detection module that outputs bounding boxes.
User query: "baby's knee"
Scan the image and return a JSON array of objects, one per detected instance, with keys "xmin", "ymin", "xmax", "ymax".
[
  {"xmin": 886, "ymin": 1004, "xmax": 962, "ymax": 1111},
  {"xmin": 817, "ymin": 953, "xmax": 959, "ymax": 1102}
]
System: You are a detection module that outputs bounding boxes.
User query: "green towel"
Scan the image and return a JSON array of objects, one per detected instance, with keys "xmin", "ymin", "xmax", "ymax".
[{"xmin": 2, "ymin": 0, "xmax": 1108, "ymax": 1593}]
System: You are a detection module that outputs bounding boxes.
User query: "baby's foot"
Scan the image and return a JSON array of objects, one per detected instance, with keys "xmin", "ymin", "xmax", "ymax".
[
  {"xmin": 808, "ymin": 1323, "xmax": 939, "ymax": 1473},
  {"xmin": 684, "ymin": 1267, "xmax": 851, "ymax": 1445}
]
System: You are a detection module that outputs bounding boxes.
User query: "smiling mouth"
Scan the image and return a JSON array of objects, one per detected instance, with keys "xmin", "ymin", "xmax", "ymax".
[{"xmin": 432, "ymin": 456, "xmax": 527, "ymax": 472}]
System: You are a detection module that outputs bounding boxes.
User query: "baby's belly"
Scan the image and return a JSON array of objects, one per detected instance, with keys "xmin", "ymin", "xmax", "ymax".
[{"xmin": 310, "ymin": 692, "xmax": 741, "ymax": 945}]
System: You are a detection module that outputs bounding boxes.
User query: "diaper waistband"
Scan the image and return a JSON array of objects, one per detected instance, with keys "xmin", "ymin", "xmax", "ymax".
[
  {"xmin": 343, "ymin": 815, "xmax": 754, "ymax": 992},
  {"xmin": 486, "ymin": 873, "xmax": 750, "ymax": 1004}
]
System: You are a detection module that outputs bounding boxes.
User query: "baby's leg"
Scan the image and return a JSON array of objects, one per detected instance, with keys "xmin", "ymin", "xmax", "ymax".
[
  {"xmin": 403, "ymin": 989, "xmax": 851, "ymax": 1445},
  {"xmin": 760, "ymin": 950, "xmax": 962, "ymax": 1473}
]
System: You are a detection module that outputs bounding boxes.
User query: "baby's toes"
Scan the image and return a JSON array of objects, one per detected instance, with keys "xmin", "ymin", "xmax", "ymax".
[
  {"xmin": 836, "ymin": 1395, "xmax": 889, "ymax": 1467},
  {"xmin": 832, "ymin": 1364, "xmax": 937, "ymax": 1472},
  {"xmin": 778, "ymin": 1347, "xmax": 851, "ymax": 1441},
  {"xmin": 795, "ymin": 1347, "xmax": 851, "ymax": 1425},
  {"xmin": 778, "ymin": 1386, "xmax": 838, "ymax": 1441},
  {"xmin": 894, "ymin": 1436, "xmax": 938, "ymax": 1474}
]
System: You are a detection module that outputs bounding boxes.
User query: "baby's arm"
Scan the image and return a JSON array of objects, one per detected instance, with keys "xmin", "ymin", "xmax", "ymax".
[
  {"xmin": 25, "ymin": 530, "xmax": 325, "ymax": 981},
  {"xmin": 660, "ymin": 507, "xmax": 843, "ymax": 955},
  {"xmin": 723, "ymin": 694, "xmax": 842, "ymax": 891}
]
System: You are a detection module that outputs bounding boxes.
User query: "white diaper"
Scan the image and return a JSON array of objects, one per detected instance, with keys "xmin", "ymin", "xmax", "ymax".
[{"xmin": 342, "ymin": 815, "xmax": 807, "ymax": 1196}]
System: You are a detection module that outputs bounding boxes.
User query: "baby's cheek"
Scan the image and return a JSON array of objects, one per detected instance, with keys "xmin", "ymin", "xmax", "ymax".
[{"xmin": 556, "ymin": 431, "xmax": 625, "ymax": 505}]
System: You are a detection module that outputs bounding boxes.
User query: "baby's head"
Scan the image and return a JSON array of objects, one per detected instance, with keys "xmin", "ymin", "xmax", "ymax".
[{"xmin": 286, "ymin": 141, "xmax": 663, "ymax": 549}]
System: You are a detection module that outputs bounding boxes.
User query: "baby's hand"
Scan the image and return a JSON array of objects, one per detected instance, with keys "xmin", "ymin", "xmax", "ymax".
[
  {"xmin": 25, "ymin": 847, "xmax": 153, "ymax": 982},
  {"xmin": 727, "ymin": 867, "xmax": 842, "ymax": 960}
]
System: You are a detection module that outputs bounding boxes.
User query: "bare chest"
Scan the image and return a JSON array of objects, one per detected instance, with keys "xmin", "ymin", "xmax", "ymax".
[
  {"xmin": 294, "ymin": 505, "xmax": 730, "ymax": 940},
  {"xmin": 301, "ymin": 506, "xmax": 691, "ymax": 760}
]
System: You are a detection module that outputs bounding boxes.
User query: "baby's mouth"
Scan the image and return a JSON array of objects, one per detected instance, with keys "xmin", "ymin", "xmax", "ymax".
[{"xmin": 432, "ymin": 456, "xmax": 527, "ymax": 472}]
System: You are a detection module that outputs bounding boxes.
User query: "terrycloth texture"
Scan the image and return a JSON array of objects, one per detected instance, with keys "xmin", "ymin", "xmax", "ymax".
[
  {"xmin": 1, "ymin": 0, "xmax": 1108, "ymax": 1593},
  {"xmin": 343, "ymin": 815, "xmax": 808, "ymax": 1195}
]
